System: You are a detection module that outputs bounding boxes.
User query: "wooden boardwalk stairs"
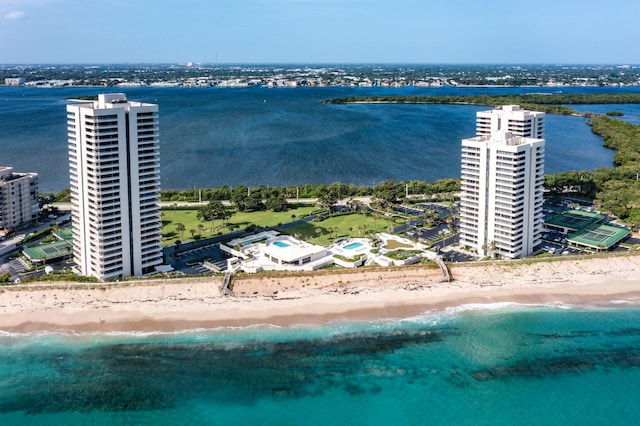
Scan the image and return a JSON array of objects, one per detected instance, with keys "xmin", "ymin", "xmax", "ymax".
[
  {"xmin": 221, "ymin": 271, "xmax": 234, "ymax": 296},
  {"xmin": 434, "ymin": 255, "xmax": 452, "ymax": 282}
]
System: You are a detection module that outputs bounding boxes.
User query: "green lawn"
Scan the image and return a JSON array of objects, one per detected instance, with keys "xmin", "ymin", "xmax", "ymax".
[
  {"xmin": 162, "ymin": 206, "xmax": 400, "ymax": 247},
  {"xmin": 230, "ymin": 207, "xmax": 320, "ymax": 229},
  {"xmin": 161, "ymin": 205, "xmax": 320, "ymax": 245},
  {"xmin": 283, "ymin": 213, "xmax": 398, "ymax": 246},
  {"xmin": 382, "ymin": 239, "xmax": 414, "ymax": 250}
]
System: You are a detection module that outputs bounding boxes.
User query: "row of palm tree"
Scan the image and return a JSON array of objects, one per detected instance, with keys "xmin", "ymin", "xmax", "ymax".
[
  {"xmin": 481, "ymin": 240, "xmax": 499, "ymax": 258},
  {"xmin": 174, "ymin": 222, "xmax": 206, "ymax": 242}
]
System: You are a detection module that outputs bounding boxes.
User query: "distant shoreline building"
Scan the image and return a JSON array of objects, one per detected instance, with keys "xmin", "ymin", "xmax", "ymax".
[
  {"xmin": 4, "ymin": 77, "xmax": 25, "ymax": 86},
  {"xmin": 459, "ymin": 105, "xmax": 545, "ymax": 258},
  {"xmin": 67, "ymin": 93, "xmax": 163, "ymax": 280},
  {"xmin": 0, "ymin": 167, "xmax": 38, "ymax": 233}
]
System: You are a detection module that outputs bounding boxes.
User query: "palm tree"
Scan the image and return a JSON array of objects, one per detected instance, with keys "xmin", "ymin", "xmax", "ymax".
[
  {"xmin": 483, "ymin": 240, "xmax": 498, "ymax": 258},
  {"xmin": 315, "ymin": 227, "xmax": 323, "ymax": 242},
  {"xmin": 175, "ymin": 223, "xmax": 186, "ymax": 240},
  {"xmin": 489, "ymin": 240, "xmax": 498, "ymax": 258},
  {"xmin": 329, "ymin": 226, "xmax": 337, "ymax": 240},
  {"xmin": 190, "ymin": 229, "xmax": 196, "ymax": 239},
  {"xmin": 424, "ymin": 209, "xmax": 438, "ymax": 228},
  {"xmin": 197, "ymin": 223, "xmax": 204, "ymax": 236}
]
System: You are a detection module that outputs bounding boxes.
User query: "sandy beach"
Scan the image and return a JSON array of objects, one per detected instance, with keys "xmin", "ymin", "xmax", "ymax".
[{"xmin": 1, "ymin": 254, "xmax": 639, "ymax": 333}]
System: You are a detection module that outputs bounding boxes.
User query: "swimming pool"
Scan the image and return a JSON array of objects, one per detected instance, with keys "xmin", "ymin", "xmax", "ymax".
[
  {"xmin": 344, "ymin": 242, "xmax": 364, "ymax": 250},
  {"xmin": 273, "ymin": 241, "xmax": 290, "ymax": 248}
]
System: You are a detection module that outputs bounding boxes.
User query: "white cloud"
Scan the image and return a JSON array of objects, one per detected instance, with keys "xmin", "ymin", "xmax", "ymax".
[{"xmin": 4, "ymin": 10, "xmax": 24, "ymax": 19}]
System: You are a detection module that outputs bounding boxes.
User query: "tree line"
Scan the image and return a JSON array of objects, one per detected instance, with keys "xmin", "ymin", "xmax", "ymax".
[
  {"xmin": 159, "ymin": 178, "xmax": 460, "ymax": 204},
  {"xmin": 43, "ymin": 178, "xmax": 460, "ymax": 208},
  {"xmin": 322, "ymin": 93, "xmax": 640, "ymax": 116}
]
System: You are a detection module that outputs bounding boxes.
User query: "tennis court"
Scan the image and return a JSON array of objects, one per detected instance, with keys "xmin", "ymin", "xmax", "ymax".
[
  {"xmin": 56, "ymin": 228, "xmax": 73, "ymax": 242},
  {"xmin": 568, "ymin": 224, "xmax": 629, "ymax": 250},
  {"xmin": 546, "ymin": 209, "xmax": 601, "ymax": 232},
  {"xmin": 23, "ymin": 240, "xmax": 72, "ymax": 262}
]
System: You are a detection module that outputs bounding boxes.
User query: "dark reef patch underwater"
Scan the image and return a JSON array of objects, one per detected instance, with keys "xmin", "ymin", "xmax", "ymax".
[{"xmin": 0, "ymin": 329, "xmax": 449, "ymax": 413}]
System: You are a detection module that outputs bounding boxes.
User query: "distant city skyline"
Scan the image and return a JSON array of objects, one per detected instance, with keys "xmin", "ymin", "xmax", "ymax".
[{"xmin": 1, "ymin": 0, "xmax": 640, "ymax": 64}]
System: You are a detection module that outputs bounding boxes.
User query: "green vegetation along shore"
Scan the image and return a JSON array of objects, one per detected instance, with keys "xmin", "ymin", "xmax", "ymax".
[{"xmin": 322, "ymin": 93, "xmax": 640, "ymax": 116}]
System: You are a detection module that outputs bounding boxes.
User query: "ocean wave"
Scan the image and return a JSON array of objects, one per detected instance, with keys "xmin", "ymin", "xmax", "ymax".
[
  {"xmin": 407, "ymin": 300, "xmax": 640, "ymax": 324},
  {"xmin": 397, "ymin": 301, "xmax": 579, "ymax": 327}
]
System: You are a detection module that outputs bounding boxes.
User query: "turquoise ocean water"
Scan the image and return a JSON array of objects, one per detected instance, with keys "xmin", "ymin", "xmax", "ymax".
[{"xmin": 2, "ymin": 303, "xmax": 640, "ymax": 425}]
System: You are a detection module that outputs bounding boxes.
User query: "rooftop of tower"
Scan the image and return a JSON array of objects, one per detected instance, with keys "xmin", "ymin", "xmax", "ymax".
[{"xmin": 464, "ymin": 132, "xmax": 544, "ymax": 147}]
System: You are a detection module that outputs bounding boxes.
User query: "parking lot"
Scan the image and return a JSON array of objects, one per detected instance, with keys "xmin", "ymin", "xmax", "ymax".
[
  {"xmin": 538, "ymin": 231, "xmax": 583, "ymax": 255},
  {"xmin": 166, "ymin": 243, "xmax": 230, "ymax": 274},
  {"xmin": 0, "ymin": 255, "xmax": 25, "ymax": 280},
  {"xmin": 392, "ymin": 205, "xmax": 423, "ymax": 216},
  {"xmin": 415, "ymin": 203, "xmax": 453, "ymax": 218},
  {"xmin": 440, "ymin": 248, "xmax": 478, "ymax": 263},
  {"xmin": 407, "ymin": 223, "xmax": 453, "ymax": 243}
]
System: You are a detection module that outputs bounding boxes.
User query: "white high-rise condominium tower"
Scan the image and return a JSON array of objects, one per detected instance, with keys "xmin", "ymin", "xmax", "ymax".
[
  {"xmin": 67, "ymin": 93, "xmax": 162, "ymax": 280},
  {"xmin": 0, "ymin": 167, "xmax": 38, "ymax": 232},
  {"xmin": 460, "ymin": 105, "xmax": 545, "ymax": 259}
]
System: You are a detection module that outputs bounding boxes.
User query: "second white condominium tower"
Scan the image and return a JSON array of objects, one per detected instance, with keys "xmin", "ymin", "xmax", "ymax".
[
  {"xmin": 460, "ymin": 105, "xmax": 545, "ymax": 259},
  {"xmin": 67, "ymin": 93, "xmax": 162, "ymax": 280}
]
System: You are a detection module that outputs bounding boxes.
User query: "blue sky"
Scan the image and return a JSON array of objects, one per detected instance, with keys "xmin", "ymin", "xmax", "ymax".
[{"xmin": 2, "ymin": 0, "xmax": 639, "ymax": 64}]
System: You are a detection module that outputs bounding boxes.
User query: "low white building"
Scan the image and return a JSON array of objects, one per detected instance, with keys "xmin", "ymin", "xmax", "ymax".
[
  {"xmin": 220, "ymin": 231, "xmax": 435, "ymax": 273},
  {"xmin": 261, "ymin": 236, "xmax": 328, "ymax": 267},
  {"xmin": 4, "ymin": 77, "xmax": 25, "ymax": 86},
  {"xmin": 220, "ymin": 231, "xmax": 332, "ymax": 273}
]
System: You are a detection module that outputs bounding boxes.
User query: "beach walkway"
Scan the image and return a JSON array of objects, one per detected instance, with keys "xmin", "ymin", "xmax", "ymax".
[
  {"xmin": 434, "ymin": 255, "xmax": 451, "ymax": 282},
  {"xmin": 221, "ymin": 271, "xmax": 234, "ymax": 295}
]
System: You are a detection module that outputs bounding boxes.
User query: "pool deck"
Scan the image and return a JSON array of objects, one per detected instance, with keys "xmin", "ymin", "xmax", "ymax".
[{"xmin": 221, "ymin": 231, "xmax": 438, "ymax": 273}]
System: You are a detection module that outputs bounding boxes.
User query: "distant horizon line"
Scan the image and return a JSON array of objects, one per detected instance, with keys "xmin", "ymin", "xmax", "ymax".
[{"xmin": 2, "ymin": 62, "xmax": 639, "ymax": 67}]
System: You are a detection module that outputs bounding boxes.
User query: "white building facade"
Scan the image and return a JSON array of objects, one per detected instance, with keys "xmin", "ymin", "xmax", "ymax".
[
  {"xmin": 0, "ymin": 167, "xmax": 38, "ymax": 232},
  {"xmin": 67, "ymin": 94, "xmax": 162, "ymax": 280},
  {"xmin": 476, "ymin": 104, "xmax": 545, "ymax": 138},
  {"xmin": 4, "ymin": 77, "xmax": 25, "ymax": 86},
  {"xmin": 460, "ymin": 105, "xmax": 545, "ymax": 259}
]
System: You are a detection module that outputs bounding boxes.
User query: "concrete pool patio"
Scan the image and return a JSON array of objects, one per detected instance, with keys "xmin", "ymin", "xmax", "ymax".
[{"xmin": 219, "ymin": 231, "xmax": 438, "ymax": 273}]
